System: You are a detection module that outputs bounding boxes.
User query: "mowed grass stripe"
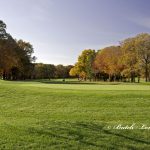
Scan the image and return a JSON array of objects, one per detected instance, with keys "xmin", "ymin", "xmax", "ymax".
[{"xmin": 0, "ymin": 80, "xmax": 149, "ymax": 149}]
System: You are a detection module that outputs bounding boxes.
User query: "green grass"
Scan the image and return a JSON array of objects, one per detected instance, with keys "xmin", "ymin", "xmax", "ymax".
[{"xmin": 0, "ymin": 79, "xmax": 150, "ymax": 149}]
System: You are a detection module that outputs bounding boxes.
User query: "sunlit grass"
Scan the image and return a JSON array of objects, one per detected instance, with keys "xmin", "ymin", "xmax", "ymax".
[{"xmin": 0, "ymin": 80, "xmax": 149, "ymax": 149}]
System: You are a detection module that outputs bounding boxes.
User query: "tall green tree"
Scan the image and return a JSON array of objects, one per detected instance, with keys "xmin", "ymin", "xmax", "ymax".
[
  {"xmin": 70, "ymin": 49, "xmax": 96, "ymax": 81},
  {"xmin": 120, "ymin": 38, "xmax": 140, "ymax": 82},
  {"xmin": 0, "ymin": 20, "xmax": 6, "ymax": 39},
  {"xmin": 0, "ymin": 20, "xmax": 36, "ymax": 80},
  {"xmin": 0, "ymin": 34, "xmax": 20, "ymax": 79},
  {"xmin": 16, "ymin": 40, "xmax": 36, "ymax": 79},
  {"xmin": 135, "ymin": 33, "xmax": 150, "ymax": 82}
]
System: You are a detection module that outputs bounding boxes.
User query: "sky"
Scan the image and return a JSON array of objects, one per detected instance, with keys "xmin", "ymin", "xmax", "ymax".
[{"xmin": 1, "ymin": 0, "xmax": 150, "ymax": 65}]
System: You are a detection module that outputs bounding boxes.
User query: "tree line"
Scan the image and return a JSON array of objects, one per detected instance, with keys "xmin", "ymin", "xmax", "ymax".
[
  {"xmin": 32, "ymin": 64, "xmax": 73, "ymax": 80},
  {"xmin": 1, "ymin": 20, "xmax": 150, "ymax": 82},
  {"xmin": 70, "ymin": 33, "xmax": 150, "ymax": 82},
  {"xmin": 0, "ymin": 20, "xmax": 72, "ymax": 80},
  {"xmin": 0, "ymin": 20, "xmax": 36, "ymax": 80}
]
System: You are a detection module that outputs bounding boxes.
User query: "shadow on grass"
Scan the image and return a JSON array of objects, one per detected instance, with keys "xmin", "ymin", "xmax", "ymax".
[
  {"xmin": 27, "ymin": 122, "xmax": 150, "ymax": 149},
  {"xmin": 3, "ymin": 79, "xmax": 144, "ymax": 85},
  {"xmin": 24, "ymin": 79, "xmax": 124, "ymax": 85}
]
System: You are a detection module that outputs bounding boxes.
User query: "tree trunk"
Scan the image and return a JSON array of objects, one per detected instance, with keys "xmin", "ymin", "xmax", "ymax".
[
  {"xmin": 114, "ymin": 74, "xmax": 116, "ymax": 82},
  {"xmin": 109, "ymin": 74, "xmax": 111, "ymax": 82},
  {"xmin": 2, "ymin": 71, "xmax": 6, "ymax": 80},
  {"xmin": 138, "ymin": 76, "xmax": 140, "ymax": 83},
  {"xmin": 145, "ymin": 64, "xmax": 148, "ymax": 82}
]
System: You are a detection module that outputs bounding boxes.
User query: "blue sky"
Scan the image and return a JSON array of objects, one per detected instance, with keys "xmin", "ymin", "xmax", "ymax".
[{"xmin": 1, "ymin": 0, "xmax": 150, "ymax": 65}]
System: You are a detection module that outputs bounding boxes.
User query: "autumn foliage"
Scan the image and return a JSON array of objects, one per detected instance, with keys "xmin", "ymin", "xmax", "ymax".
[{"xmin": 70, "ymin": 34, "xmax": 150, "ymax": 82}]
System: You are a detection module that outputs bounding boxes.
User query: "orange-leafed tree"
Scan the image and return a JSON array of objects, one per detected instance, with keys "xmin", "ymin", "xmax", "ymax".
[{"xmin": 94, "ymin": 46, "xmax": 123, "ymax": 81}]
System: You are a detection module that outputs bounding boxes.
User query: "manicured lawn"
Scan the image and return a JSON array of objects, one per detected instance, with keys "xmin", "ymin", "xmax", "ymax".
[{"xmin": 0, "ymin": 80, "xmax": 150, "ymax": 149}]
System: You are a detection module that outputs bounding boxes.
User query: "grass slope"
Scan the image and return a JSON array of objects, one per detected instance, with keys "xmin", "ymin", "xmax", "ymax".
[{"xmin": 0, "ymin": 80, "xmax": 150, "ymax": 149}]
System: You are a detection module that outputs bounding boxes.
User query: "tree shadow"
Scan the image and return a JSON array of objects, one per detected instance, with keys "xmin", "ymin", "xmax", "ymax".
[
  {"xmin": 27, "ymin": 122, "xmax": 150, "ymax": 149},
  {"xmin": 24, "ymin": 79, "xmax": 123, "ymax": 85}
]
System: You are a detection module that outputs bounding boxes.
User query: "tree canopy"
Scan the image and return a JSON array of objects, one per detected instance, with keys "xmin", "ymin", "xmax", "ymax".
[
  {"xmin": 0, "ymin": 20, "xmax": 35, "ymax": 80},
  {"xmin": 70, "ymin": 33, "xmax": 150, "ymax": 82},
  {"xmin": 0, "ymin": 20, "xmax": 150, "ymax": 82}
]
